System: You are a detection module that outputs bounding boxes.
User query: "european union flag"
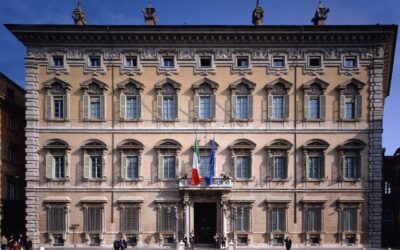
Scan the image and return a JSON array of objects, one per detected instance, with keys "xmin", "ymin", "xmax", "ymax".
[{"xmin": 206, "ymin": 138, "xmax": 216, "ymax": 185}]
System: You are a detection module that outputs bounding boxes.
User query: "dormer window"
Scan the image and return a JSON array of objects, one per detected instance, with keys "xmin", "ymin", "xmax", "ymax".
[
  {"xmin": 237, "ymin": 57, "xmax": 249, "ymax": 67},
  {"xmin": 272, "ymin": 56, "xmax": 285, "ymax": 68},
  {"xmin": 163, "ymin": 57, "xmax": 175, "ymax": 67},
  {"xmin": 199, "ymin": 56, "xmax": 212, "ymax": 68},
  {"xmin": 52, "ymin": 56, "xmax": 64, "ymax": 67},
  {"xmin": 89, "ymin": 56, "xmax": 101, "ymax": 68},
  {"xmin": 125, "ymin": 56, "xmax": 138, "ymax": 68},
  {"xmin": 343, "ymin": 57, "xmax": 357, "ymax": 68}
]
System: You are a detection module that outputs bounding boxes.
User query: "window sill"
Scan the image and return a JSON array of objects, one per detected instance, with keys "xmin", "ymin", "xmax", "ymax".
[
  {"xmin": 121, "ymin": 118, "xmax": 142, "ymax": 122},
  {"xmin": 83, "ymin": 177, "xmax": 107, "ymax": 182},
  {"xmin": 304, "ymin": 119, "xmax": 325, "ymax": 122},
  {"xmin": 236, "ymin": 231, "xmax": 253, "ymax": 234},
  {"xmin": 157, "ymin": 118, "xmax": 179, "ymax": 122},
  {"xmin": 234, "ymin": 177, "xmax": 254, "ymax": 182},
  {"xmin": 46, "ymin": 178, "xmax": 70, "ymax": 182},
  {"xmin": 83, "ymin": 119, "xmax": 107, "ymax": 122},
  {"xmin": 340, "ymin": 119, "xmax": 361, "ymax": 122},
  {"xmin": 194, "ymin": 118, "xmax": 216, "ymax": 122},
  {"xmin": 120, "ymin": 177, "xmax": 143, "ymax": 182},
  {"xmin": 232, "ymin": 119, "xmax": 254, "ymax": 122},
  {"xmin": 267, "ymin": 178, "xmax": 290, "ymax": 182},
  {"xmin": 303, "ymin": 178, "xmax": 326, "ymax": 182},
  {"xmin": 46, "ymin": 119, "xmax": 69, "ymax": 122},
  {"xmin": 158, "ymin": 178, "xmax": 178, "ymax": 182},
  {"xmin": 267, "ymin": 119, "xmax": 289, "ymax": 122},
  {"xmin": 338, "ymin": 178, "xmax": 361, "ymax": 182}
]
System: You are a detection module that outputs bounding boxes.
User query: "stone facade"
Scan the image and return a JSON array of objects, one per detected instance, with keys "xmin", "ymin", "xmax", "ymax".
[{"xmin": 6, "ymin": 25, "xmax": 397, "ymax": 248}]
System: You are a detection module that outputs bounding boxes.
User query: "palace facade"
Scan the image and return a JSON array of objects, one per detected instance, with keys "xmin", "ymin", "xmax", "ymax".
[{"xmin": 6, "ymin": 4, "xmax": 397, "ymax": 248}]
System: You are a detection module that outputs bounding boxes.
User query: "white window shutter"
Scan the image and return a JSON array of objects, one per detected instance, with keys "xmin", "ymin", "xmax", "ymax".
[
  {"xmin": 194, "ymin": 94, "xmax": 200, "ymax": 119},
  {"xmin": 100, "ymin": 94, "xmax": 106, "ymax": 119},
  {"xmin": 45, "ymin": 153, "xmax": 54, "ymax": 179},
  {"xmin": 339, "ymin": 154, "xmax": 345, "ymax": 180},
  {"xmin": 45, "ymin": 94, "xmax": 53, "ymax": 120},
  {"xmin": 158, "ymin": 155, "xmax": 164, "ymax": 180},
  {"xmin": 283, "ymin": 156, "xmax": 288, "ymax": 179},
  {"xmin": 83, "ymin": 154, "xmax": 90, "ymax": 179},
  {"xmin": 319, "ymin": 95, "xmax": 326, "ymax": 120},
  {"xmin": 283, "ymin": 95, "xmax": 289, "ymax": 119},
  {"xmin": 138, "ymin": 155, "xmax": 142, "ymax": 178},
  {"xmin": 339, "ymin": 95, "xmax": 345, "ymax": 120},
  {"xmin": 304, "ymin": 94, "xmax": 310, "ymax": 120},
  {"xmin": 157, "ymin": 95, "xmax": 163, "ymax": 119},
  {"xmin": 233, "ymin": 156, "xmax": 237, "ymax": 179},
  {"xmin": 121, "ymin": 153, "xmax": 127, "ymax": 179},
  {"xmin": 175, "ymin": 156, "xmax": 179, "ymax": 178},
  {"xmin": 120, "ymin": 93, "xmax": 126, "ymax": 120},
  {"xmin": 231, "ymin": 94, "xmax": 237, "ymax": 119},
  {"xmin": 136, "ymin": 95, "xmax": 142, "ymax": 119},
  {"xmin": 102, "ymin": 155, "xmax": 107, "ymax": 179},
  {"xmin": 305, "ymin": 155, "xmax": 310, "ymax": 179},
  {"xmin": 65, "ymin": 152, "xmax": 70, "ymax": 179},
  {"xmin": 211, "ymin": 94, "xmax": 216, "ymax": 119},
  {"xmin": 64, "ymin": 94, "xmax": 70, "ymax": 120},
  {"xmin": 247, "ymin": 95, "xmax": 253, "ymax": 119},
  {"xmin": 267, "ymin": 95, "xmax": 273, "ymax": 120},
  {"xmin": 83, "ymin": 94, "xmax": 89, "ymax": 120},
  {"xmin": 355, "ymin": 95, "xmax": 362, "ymax": 119},
  {"xmin": 173, "ymin": 95, "xmax": 178, "ymax": 119},
  {"xmin": 320, "ymin": 156, "xmax": 325, "ymax": 179}
]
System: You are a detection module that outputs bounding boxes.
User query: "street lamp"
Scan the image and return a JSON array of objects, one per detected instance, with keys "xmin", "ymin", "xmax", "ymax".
[{"xmin": 231, "ymin": 205, "xmax": 243, "ymax": 246}]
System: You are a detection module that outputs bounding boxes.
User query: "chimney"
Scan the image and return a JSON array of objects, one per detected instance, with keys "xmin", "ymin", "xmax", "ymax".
[
  {"xmin": 311, "ymin": 1, "xmax": 330, "ymax": 26},
  {"xmin": 252, "ymin": 0, "xmax": 264, "ymax": 26},
  {"xmin": 72, "ymin": 0, "xmax": 86, "ymax": 25},
  {"xmin": 143, "ymin": 0, "xmax": 158, "ymax": 26}
]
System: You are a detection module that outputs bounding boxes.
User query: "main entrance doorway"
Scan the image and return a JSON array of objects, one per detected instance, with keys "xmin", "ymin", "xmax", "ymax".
[{"xmin": 194, "ymin": 202, "xmax": 217, "ymax": 244}]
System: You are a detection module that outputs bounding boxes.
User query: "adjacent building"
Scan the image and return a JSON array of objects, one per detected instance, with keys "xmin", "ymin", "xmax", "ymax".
[
  {"xmin": 0, "ymin": 73, "xmax": 25, "ymax": 237},
  {"xmin": 5, "ymin": 2, "xmax": 397, "ymax": 248}
]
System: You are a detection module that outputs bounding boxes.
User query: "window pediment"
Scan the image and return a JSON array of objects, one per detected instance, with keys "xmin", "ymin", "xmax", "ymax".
[
  {"xmin": 117, "ymin": 78, "xmax": 144, "ymax": 94},
  {"xmin": 301, "ymin": 78, "xmax": 329, "ymax": 95},
  {"xmin": 265, "ymin": 78, "xmax": 293, "ymax": 94},
  {"xmin": 302, "ymin": 139, "xmax": 329, "ymax": 150},
  {"xmin": 117, "ymin": 139, "xmax": 144, "ymax": 151},
  {"xmin": 230, "ymin": 78, "xmax": 256, "ymax": 94},
  {"xmin": 82, "ymin": 139, "xmax": 107, "ymax": 150},
  {"xmin": 192, "ymin": 78, "xmax": 219, "ymax": 94},
  {"xmin": 155, "ymin": 139, "xmax": 182, "ymax": 151},
  {"xmin": 337, "ymin": 78, "xmax": 365, "ymax": 94},
  {"xmin": 80, "ymin": 78, "xmax": 108, "ymax": 94},
  {"xmin": 265, "ymin": 139, "xmax": 293, "ymax": 151},
  {"xmin": 338, "ymin": 139, "xmax": 366, "ymax": 151},
  {"xmin": 155, "ymin": 78, "xmax": 181, "ymax": 93},
  {"xmin": 44, "ymin": 139, "xmax": 71, "ymax": 150},
  {"xmin": 229, "ymin": 139, "xmax": 256, "ymax": 150},
  {"xmin": 43, "ymin": 78, "xmax": 71, "ymax": 92}
]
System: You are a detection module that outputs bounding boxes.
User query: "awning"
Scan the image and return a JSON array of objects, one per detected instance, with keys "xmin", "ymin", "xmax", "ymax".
[
  {"xmin": 43, "ymin": 196, "xmax": 71, "ymax": 203},
  {"xmin": 116, "ymin": 196, "xmax": 144, "ymax": 203},
  {"xmin": 301, "ymin": 196, "xmax": 327, "ymax": 203},
  {"xmin": 80, "ymin": 196, "xmax": 108, "ymax": 203}
]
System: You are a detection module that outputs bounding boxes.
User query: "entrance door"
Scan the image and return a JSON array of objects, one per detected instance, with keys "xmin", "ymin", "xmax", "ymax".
[{"xmin": 194, "ymin": 202, "xmax": 217, "ymax": 244}]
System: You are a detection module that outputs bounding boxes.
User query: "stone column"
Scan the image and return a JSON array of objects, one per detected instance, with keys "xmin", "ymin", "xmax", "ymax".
[
  {"xmin": 183, "ymin": 192, "xmax": 190, "ymax": 247},
  {"xmin": 221, "ymin": 197, "xmax": 228, "ymax": 238}
]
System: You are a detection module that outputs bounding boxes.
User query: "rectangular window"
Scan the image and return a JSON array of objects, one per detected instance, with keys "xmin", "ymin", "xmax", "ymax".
[
  {"xmin": 236, "ymin": 207, "xmax": 250, "ymax": 232},
  {"xmin": 122, "ymin": 207, "xmax": 139, "ymax": 232},
  {"xmin": 236, "ymin": 156, "xmax": 251, "ymax": 179},
  {"xmin": 308, "ymin": 156, "xmax": 323, "ymax": 180},
  {"xmin": 127, "ymin": 156, "xmax": 139, "ymax": 179},
  {"xmin": 236, "ymin": 96, "xmax": 248, "ymax": 120},
  {"xmin": 199, "ymin": 155, "xmax": 211, "ymax": 177},
  {"xmin": 126, "ymin": 96, "xmax": 138, "ymax": 119},
  {"xmin": 162, "ymin": 96, "xmax": 175, "ymax": 119},
  {"xmin": 272, "ymin": 96, "xmax": 284, "ymax": 119},
  {"xmin": 309, "ymin": 96, "xmax": 320, "ymax": 119},
  {"xmin": 54, "ymin": 156, "xmax": 65, "ymax": 179},
  {"xmin": 200, "ymin": 56, "xmax": 212, "ymax": 67},
  {"xmin": 86, "ymin": 207, "xmax": 102, "ymax": 232},
  {"xmin": 345, "ymin": 97, "xmax": 355, "ymax": 119},
  {"xmin": 271, "ymin": 208, "xmax": 286, "ymax": 232},
  {"xmin": 273, "ymin": 156, "xmax": 286, "ymax": 179},
  {"xmin": 54, "ymin": 96, "xmax": 64, "ymax": 119},
  {"xmin": 306, "ymin": 208, "xmax": 322, "ymax": 232},
  {"xmin": 344, "ymin": 156, "xmax": 359, "ymax": 180},
  {"xmin": 6, "ymin": 177, "xmax": 16, "ymax": 200},
  {"xmin": 48, "ymin": 206, "xmax": 66, "ymax": 232},
  {"xmin": 163, "ymin": 57, "xmax": 175, "ymax": 67},
  {"xmin": 52, "ymin": 56, "xmax": 64, "ymax": 67},
  {"xmin": 272, "ymin": 56, "xmax": 285, "ymax": 68},
  {"xmin": 199, "ymin": 96, "xmax": 211, "ymax": 119},
  {"xmin": 125, "ymin": 56, "xmax": 138, "ymax": 68},
  {"xmin": 89, "ymin": 56, "xmax": 101, "ymax": 67},
  {"xmin": 163, "ymin": 156, "xmax": 176, "ymax": 179},
  {"xmin": 343, "ymin": 208, "xmax": 358, "ymax": 231},
  {"xmin": 308, "ymin": 57, "xmax": 321, "ymax": 67},
  {"xmin": 7, "ymin": 115, "xmax": 16, "ymax": 131},
  {"xmin": 91, "ymin": 156, "xmax": 102, "ymax": 179},
  {"xmin": 90, "ymin": 96, "xmax": 101, "ymax": 119},
  {"xmin": 237, "ymin": 57, "xmax": 249, "ymax": 67},
  {"xmin": 344, "ymin": 57, "xmax": 357, "ymax": 68},
  {"xmin": 160, "ymin": 207, "xmax": 175, "ymax": 232},
  {"xmin": 8, "ymin": 144, "xmax": 17, "ymax": 164}
]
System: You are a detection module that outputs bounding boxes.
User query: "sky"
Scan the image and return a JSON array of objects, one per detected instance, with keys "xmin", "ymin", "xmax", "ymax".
[{"xmin": 0, "ymin": 0, "xmax": 399, "ymax": 155}]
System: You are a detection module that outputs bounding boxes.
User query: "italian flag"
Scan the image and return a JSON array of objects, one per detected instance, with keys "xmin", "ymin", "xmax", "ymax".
[{"xmin": 191, "ymin": 139, "xmax": 201, "ymax": 185}]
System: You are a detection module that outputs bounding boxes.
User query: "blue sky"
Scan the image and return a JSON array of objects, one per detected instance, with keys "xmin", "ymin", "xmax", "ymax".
[{"xmin": 0, "ymin": 0, "xmax": 399, "ymax": 155}]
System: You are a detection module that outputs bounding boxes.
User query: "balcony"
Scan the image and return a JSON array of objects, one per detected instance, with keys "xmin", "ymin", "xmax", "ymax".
[{"xmin": 178, "ymin": 177, "xmax": 233, "ymax": 191}]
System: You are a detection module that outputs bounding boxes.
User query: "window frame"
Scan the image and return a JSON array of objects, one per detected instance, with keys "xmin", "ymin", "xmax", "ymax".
[
  {"xmin": 338, "ymin": 79, "xmax": 365, "ymax": 122},
  {"xmin": 302, "ymin": 139, "xmax": 329, "ymax": 182},
  {"xmin": 89, "ymin": 56, "xmax": 102, "ymax": 68},
  {"xmin": 82, "ymin": 140, "xmax": 107, "ymax": 181},
  {"xmin": 192, "ymin": 78, "xmax": 218, "ymax": 122},
  {"xmin": 308, "ymin": 56, "xmax": 322, "ymax": 68},
  {"xmin": 155, "ymin": 79, "xmax": 181, "ymax": 121},
  {"xmin": 155, "ymin": 139, "xmax": 181, "ymax": 181},
  {"xmin": 118, "ymin": 139, "xmax": 144, "ymax": 181},
  {"xmin": 81, "ymin": 79, "xmax": 108, "ymax": 122},
  {"xmin": 230, "ymin": 139, "xmax": 256, "ymax": 181},
  {"xmin": 118, "ymin": 79, "xmax": 144, "ymax": 121},
  {"xmin": 199, "ymin": 56, "xmax": 212, "ymax": 68},
  {"xmin": 162, "ymin": 56, "xmax": 175, "ymax": 68},
  {"xmin": 337, "ymin": 139, "xmax": 365, "ymax": 182},
  {"xmin": 272, "ymin": 56, "xmax": 285, "ymax": 68},
  {"xmin": 52, "ymin": 56, "xmax": 64, "ymax": 67},
  {"xmin": 43, "ymin": 79, "xmax": 71, "ymax": 122},
  {"xmin": 124, "ymin": 56, "xmax": 138, "ymax": 68},
  {"xmin": 343, "ymin": 56, "xmax": 358, "ymax": 68},
  {"xmin": 44, "ymin": 140, "xmax": 71, "ymax": 181},
  {"xmin": 230, "ymin": 79, "xmax": 255, "ymax": 122},
  {"xmin": 265, "ymin": 139, "xmax": 292, "ymax": 182},
  {"xmin": 236, "ymin": 56, "xmax": 250, "ymax": 68},
  {"xmin": 119, "ymin": 203, "xmax": 141, "ymax": 234},
  {"xmin": 265, "ymin": 78, "xmax": 292, "ymax": 121}
]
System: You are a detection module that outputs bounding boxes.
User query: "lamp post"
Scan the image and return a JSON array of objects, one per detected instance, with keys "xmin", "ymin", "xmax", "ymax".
[
  {"xmin": 174, "ymin": 206, "xmax": 179, "ymax": 249},
  {"xmin": 231, "ymin": 205, "xmax": 243, "ymax": 246}
]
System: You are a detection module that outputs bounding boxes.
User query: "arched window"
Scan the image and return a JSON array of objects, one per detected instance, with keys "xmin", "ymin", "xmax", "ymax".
[
  {"xmin": 302, "ymin": 139, "xmax": 329, "ymax": 181},
  {"xmin": 229, "ymin": 139, "xmax": 256, "ymax": 180},
  {"xmin": 155, "ymin": 139, "xmax": 182, "ymax": 180},
  {"xmin": 117, "ymin": 139, "xmax": 144, "ymax": 180},
  {"xmin": 265, "ymin": 139, "xmax": 293, "ymax": 181},
  {"xmin": 337, "ymin": 139, "xmax": 366, "ymax": 181},
  {"xmin": 44, "ymin": 139, "xmax": 71, "ymax": 180},
  {"xmin": 81, "ymin": 140, "xmax": 107, "ymax": 181}
]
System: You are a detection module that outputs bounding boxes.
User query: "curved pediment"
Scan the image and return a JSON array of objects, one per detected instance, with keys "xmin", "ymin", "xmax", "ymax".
[
  {"xmin": 265, "ymin": 139, "xmax": 293, "ymax": 150},
  {"xmin": 81, "ymin": 139, "xmax": 107, "ymax": 150},
  {"xmin": 338, "ymin": 139, "xmax": 366, "ymax": 150},
  {"xmin": 302, "ymin": 139, "xmax": 329, "ymax": 150},
  {"xmin": 155, "ymin": 139, "xmax": 182, "ymax": 150},
  {"xmin": 117, "ymin": 139, "xmax": 144, "ymax": 150},
  {"xmin": 229, "ymin": 138, "xmax": 256, "ymax": 150},
  {"xmin": 44, "ymin": 139, "xmax": 70, "ymax": 150}
]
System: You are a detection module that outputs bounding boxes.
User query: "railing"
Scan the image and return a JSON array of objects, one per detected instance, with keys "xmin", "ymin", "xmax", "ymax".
[{"xmin": 178, "ymin": 177, "xmax": 233, "ymax": 190}]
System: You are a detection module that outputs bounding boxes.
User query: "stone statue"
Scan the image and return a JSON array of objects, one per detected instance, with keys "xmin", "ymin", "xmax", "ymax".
[
  {"xmin": 252, "ymin": 0, "xmax": 264, "ymax": 26},
  {"xmin": 72, "ymin": 0, "xmax": 86, "ymax": 25},
  {"xmin": 311, "ymin": 1, "xmax": 330, "ymax": 26}
]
